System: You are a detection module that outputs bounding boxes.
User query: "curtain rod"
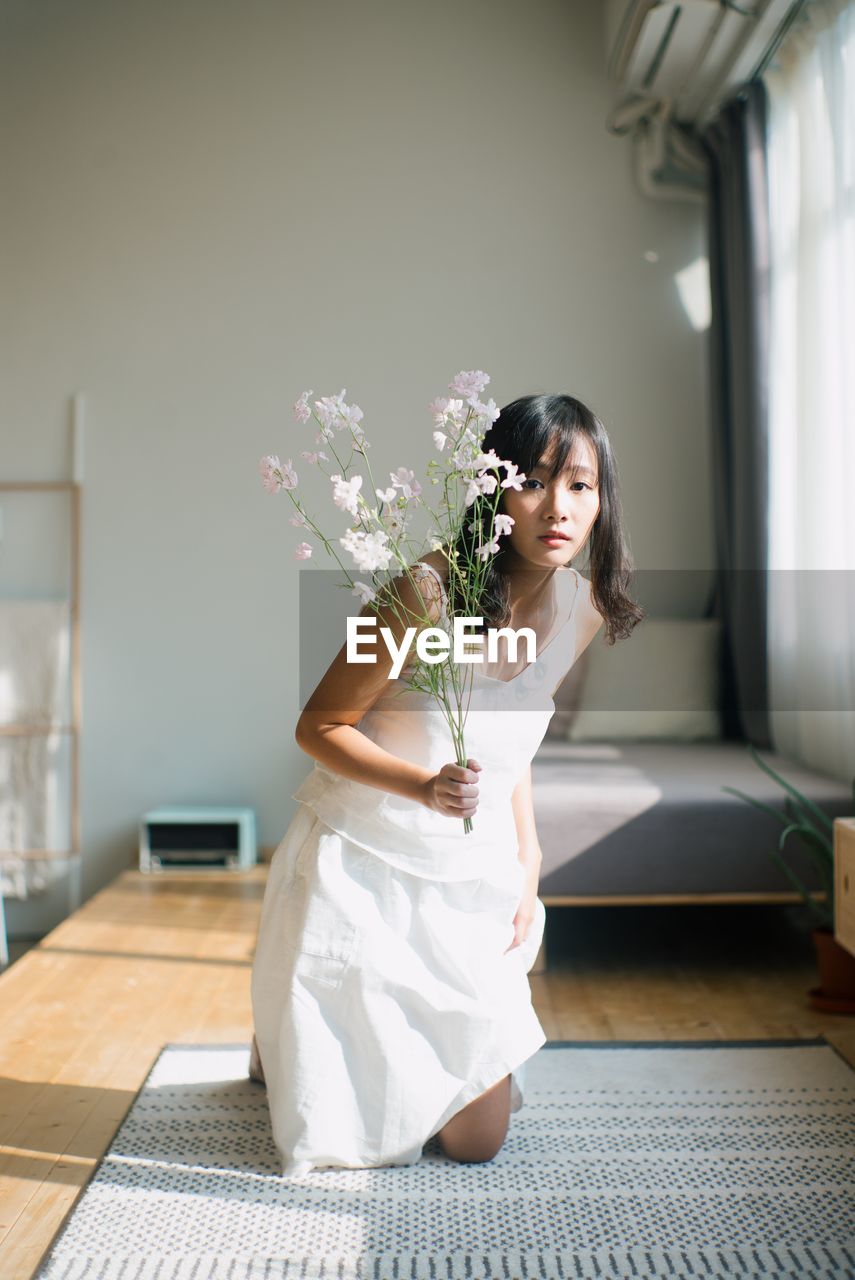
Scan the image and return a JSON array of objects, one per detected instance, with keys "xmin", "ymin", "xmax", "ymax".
[{"xmin": 750, "ymin": 0, "xmax": 813, "ymax": 82}]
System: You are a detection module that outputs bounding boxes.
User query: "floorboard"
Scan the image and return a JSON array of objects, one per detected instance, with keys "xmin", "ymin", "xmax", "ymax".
[{"xmin": 1, "ymin": 868, "xmax": 852, "ymax": 1280}]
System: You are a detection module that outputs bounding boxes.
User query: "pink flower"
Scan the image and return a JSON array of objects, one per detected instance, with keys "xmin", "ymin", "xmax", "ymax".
[
  {"xmin": 382, "ymin": 506, "xmax": 409, "ymax": 538},
  {"xmin": 449, "ymin": 370, "xmax": 490, "ymax": 402},
  {"xmin": 428, "ymin": 397, "xmax": 465, "ymax": 427},
  {"xmin": 290, "ymin": 511, "xmax": 309, "ymax": 528},
  {"xmin": 259, "ymin": 455, "xmax": 298, "ymax": 493},
  {"xmin": 500, "ymin": 462, "xmax": 526, "ymax": 491},
  {"xmin": 340, "ymin": 401, "xmax": 364, "ymax": 431},
  {"xmin": 330, "ymin": 473, "xmax": 363, "ymax": 517},
  {"xmin": 300, "ymin": 450, "xmax": 328, "ymax": 464},
  {"xmin": 390, "ymin": 467, "xmax": 422, "ymax": 499},
  {"xmin": 314, "ymin": 390, "xmax": 347, "ymax": 431},
  {"xmin": 470, "ymin": 397, "xmax": 500, "ymax": 424},
  {"xmin": 314, "ymin": 389, "xmax": 364, "ymax": 434},
  {"xmin": 293, "ymin": 390, "xmax": 313, "ymax": 424},
  {"xmin": 294, "ymin": 541, "xmax": 313, "ymax": 560}
]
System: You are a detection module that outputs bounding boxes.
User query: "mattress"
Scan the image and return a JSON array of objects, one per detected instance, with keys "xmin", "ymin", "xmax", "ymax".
[{"xmin": 531, "ymin": 739, "xmax": 853, "ymax": 896}]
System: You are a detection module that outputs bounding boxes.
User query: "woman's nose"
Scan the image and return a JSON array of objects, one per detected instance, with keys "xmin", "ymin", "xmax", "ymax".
[{"xmin": 545, "ymin": 492, "xmax": 573, "ymax": 520}]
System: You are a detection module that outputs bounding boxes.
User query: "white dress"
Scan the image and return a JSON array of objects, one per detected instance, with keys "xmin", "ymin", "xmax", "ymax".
[{"xmin": 250, "ymin": 562, "xmax": 588, "ymax": 1176}]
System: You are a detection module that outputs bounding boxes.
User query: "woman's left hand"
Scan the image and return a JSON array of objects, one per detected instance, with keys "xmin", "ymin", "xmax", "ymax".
[{"xmin": 504, "ymin": 859, "xmax": 542, "ymax": 954}]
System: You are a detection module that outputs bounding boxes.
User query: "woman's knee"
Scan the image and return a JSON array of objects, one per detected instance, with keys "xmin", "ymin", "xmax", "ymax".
[
  {"xmin": 436, "ymin": 1074, "xmax": 511, "ymax": 1163},
  {"xmin": 438, "ymin": 1127, "xmax": 508, "ymax": 1163}
]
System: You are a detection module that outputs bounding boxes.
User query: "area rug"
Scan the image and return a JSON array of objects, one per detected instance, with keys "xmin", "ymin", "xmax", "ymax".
[{"xmin": 34, "ymin": 1038, "xmax": 855, "ymax": 1280}]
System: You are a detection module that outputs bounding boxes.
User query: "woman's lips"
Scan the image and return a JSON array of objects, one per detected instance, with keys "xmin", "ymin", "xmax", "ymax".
[{"xmin": 538, "ymin": 534, "xmax": 570, "ymax": 544}]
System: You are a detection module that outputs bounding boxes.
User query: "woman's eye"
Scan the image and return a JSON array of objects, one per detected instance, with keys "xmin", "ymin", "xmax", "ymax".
[{"xmin": 523, "ymin": 478, "xmax": 543, "ymax": 490}]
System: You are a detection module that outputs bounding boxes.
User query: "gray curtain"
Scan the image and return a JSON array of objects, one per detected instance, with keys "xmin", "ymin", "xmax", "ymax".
[{"xmin": 699, "ymin": 79, "xmax": 772, "ymax": 748}]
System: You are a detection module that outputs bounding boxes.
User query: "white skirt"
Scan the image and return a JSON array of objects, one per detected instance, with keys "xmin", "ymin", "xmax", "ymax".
[{"xmin": 250, "ymin": 802, "xmax": 547, "ymax": 1177}]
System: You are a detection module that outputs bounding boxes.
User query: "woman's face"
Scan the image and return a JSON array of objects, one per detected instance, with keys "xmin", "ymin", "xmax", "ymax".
[{"xmin": 500, "ymin": 433, "xmax": 600, "ymax": 568}]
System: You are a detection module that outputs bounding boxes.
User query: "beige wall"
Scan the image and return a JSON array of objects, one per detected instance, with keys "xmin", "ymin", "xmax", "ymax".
[{"xmin": 0, "ymin": 0, "xmax": 711, "ymax": 932}]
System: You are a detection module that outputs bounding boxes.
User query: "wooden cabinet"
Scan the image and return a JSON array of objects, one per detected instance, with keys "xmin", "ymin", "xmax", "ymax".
[{"xmin": 834, "ymin": 817, "xmax": 855, "ymax": 958}]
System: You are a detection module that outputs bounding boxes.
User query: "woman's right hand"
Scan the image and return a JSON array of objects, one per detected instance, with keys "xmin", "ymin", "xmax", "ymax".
[{"xmin": 421, "ymin": 758, "xmax": 481, "ymax": 818}]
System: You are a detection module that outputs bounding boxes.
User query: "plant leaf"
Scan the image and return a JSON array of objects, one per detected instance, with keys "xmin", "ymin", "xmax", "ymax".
[
  {"xmin": 746, "ymin": 742, "xmax": 834, "ymax": 834},
  {"xmin": 721, "ymin": 785, "xmax": 790, "ymax": 826},
  {"xmin": 778, "ymin": 821, "xmax": 834, "ymax": 901},
  {"xmin": 767, "ymin": 842, "xmax": 831, "ymax": 927}
]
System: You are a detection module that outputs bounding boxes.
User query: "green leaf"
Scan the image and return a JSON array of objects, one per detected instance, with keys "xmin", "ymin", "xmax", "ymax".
[
  {"xmin": 767, "ymin": 842, "xmax": 831, "ymax": 926},
  {"xmin": 720, "ymin": 785, "xmax": 790, "ymax": 826},
  {"xmin": 778, "ymin": 821, "xmax": 834, "ymax": 901},
  {"xmin": 746, "ymin": 742, "xmax": 834, "ymax": 834}
]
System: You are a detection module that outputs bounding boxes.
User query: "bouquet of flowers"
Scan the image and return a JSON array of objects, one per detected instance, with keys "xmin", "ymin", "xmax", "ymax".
[{"xmin": 259, "ymin": 370, "xmax": 526, "ymax": 833}]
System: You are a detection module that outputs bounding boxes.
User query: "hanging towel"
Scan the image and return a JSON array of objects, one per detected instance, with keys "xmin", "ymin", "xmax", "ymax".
[{"xmin": 0, "ymin": 600, "xmax": 72, "ymax": 898}]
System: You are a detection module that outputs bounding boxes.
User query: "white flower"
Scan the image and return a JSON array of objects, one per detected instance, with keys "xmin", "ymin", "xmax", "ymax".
[
  {"xmin": 299, "ymin": 450, "xmax": 328, "ymax": 464},
  {"xmin": 314, "ymin": 389, "xmax": 347, "ymax": 431},
  {"xmin": 340, "ymin": 528, "xmax": 394, "ymax": 572},
  {"xmin": 470, "ymin": 397, "xmax": 500, "ymax": 424},
  {"xmin": 464, "ymin": 478, "xmax": 482, "ymax": 506},
  {"xmin": 428, "ymin": 396, "xmax": 465, "ymax": 427},
  {"xmin": 494, "ymin": 513, "xmax": 514, "ymax": 537},
  {"xmin": 464, "ymin": 471, "xmax": 500, "ymax": 506},
  {"xmin": 259, "ymin": 455, "xmax": 298, "ymax": 493},
  {"xmin": 352, "ymin": 581, "xmax": 377, "ymax": 605},
  {"xmin": 476, "ymin": 537, "xmax": 500, "ymax": 560},
  {"xmin": 432, "ymin": 430, "xmax": 448, "ymax": 452},
  {"xmin": 314, "ymin": 389, "xmax": 364, "ymax": 434},
  {"xmin": 389, "ymin": 467, "xmax": 422, "ymax": 500},
  {"xmin": 293, "ymin": 390, "xmax": 313, "ymax": 424},
  {"xmin": 383, "ymin": 506, "xmax": 409, "ymax": 538},
  {"xmin": 452, "ymin": 445, "xmax": 478, "ymax": 472},
  {"xmin": 475, "ymin": 449, "xmax": 503, "ymax": 471},
  {"xmin": 330, "ymin": 473, "xmax": 364, "ymax": 517},
  {"xmin": 340, "ymin": 401, "xmax": 364, "ymax": 431},
  {"xmin": 294, "ymin": 541, "xmax": 313, "ymax": 560},
  {"xmin": 500, "ymin": 462, "xmax": 526, "ymax": 490},
  {"xmin": 375, "ymin": 486, "xmax": 397, "ymax": 504},
  {"xmin": 450, "ymin": 370, "xmax": 490, "ymax": 401}
]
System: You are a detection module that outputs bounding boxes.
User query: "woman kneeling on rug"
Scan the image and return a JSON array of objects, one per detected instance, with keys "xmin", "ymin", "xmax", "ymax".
[{"xmin": 249, "ymin": 392, "xmax": 641, "ymax": 1176}]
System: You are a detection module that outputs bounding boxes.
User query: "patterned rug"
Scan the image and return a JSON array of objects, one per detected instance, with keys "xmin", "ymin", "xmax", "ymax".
[{"xmin": 34, "ymin": 1038, "xmax": 855, "ymax": 1280}]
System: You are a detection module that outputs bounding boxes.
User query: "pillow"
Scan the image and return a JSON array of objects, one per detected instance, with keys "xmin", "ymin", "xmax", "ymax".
[{"xmin": 567, "ymin": 617, "xmax": 723, "ymax": 742}]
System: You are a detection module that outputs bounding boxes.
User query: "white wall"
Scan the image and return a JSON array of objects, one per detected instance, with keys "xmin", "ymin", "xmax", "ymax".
[{"xmin": 0, "ymin": 0, "xmax": 711, "ymax": 932}]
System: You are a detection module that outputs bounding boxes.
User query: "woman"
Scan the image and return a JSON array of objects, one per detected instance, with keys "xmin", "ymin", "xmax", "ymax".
[{"xmin": 250, "ymin": 392, "xmax": 643, "ymax": 1176}]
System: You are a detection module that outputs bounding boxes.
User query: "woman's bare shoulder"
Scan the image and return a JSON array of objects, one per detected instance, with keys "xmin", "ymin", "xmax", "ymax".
[
  {"xmin": 572, "ymin": 569, "xmax": 605, "ymax": 630},
  {"xmin": 384, "ymin": 550, "xmax": 449, "ymax": 626}
]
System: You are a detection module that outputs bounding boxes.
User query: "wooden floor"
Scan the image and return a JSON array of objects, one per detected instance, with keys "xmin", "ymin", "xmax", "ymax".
[{"xmin": 1, "ymin": 866, "xmax": 854, "ymax": 1280}]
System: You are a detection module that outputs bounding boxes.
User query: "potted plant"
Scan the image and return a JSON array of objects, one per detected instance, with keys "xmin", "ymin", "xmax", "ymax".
[{"xmin": 722, "ymin": 743, "xmax": 855, "ymax": 1013}]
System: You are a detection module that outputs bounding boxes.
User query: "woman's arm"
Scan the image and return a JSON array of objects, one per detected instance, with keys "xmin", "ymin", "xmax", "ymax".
[
  {"xmin": 511, "ymin": 763, "xmax": 542, "ymax": 871},
  {"xmin": 295, "ymin": 567, "xmax": 480, "ymax": 818},
  {"xmin": 506, "ymin": 763, "xmax": 542, "ymax": 953}
]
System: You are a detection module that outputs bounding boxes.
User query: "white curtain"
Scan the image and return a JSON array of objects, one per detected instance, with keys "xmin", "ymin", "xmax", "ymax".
[{"xmin": 764, "ymin": 0, "xmax": 855, "ymax": 785}]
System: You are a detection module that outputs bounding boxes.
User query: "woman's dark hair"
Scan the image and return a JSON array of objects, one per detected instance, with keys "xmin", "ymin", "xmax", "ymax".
[{"xmin": 446, "ymin": 393, "xmax": 644, "ymax": 646}]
